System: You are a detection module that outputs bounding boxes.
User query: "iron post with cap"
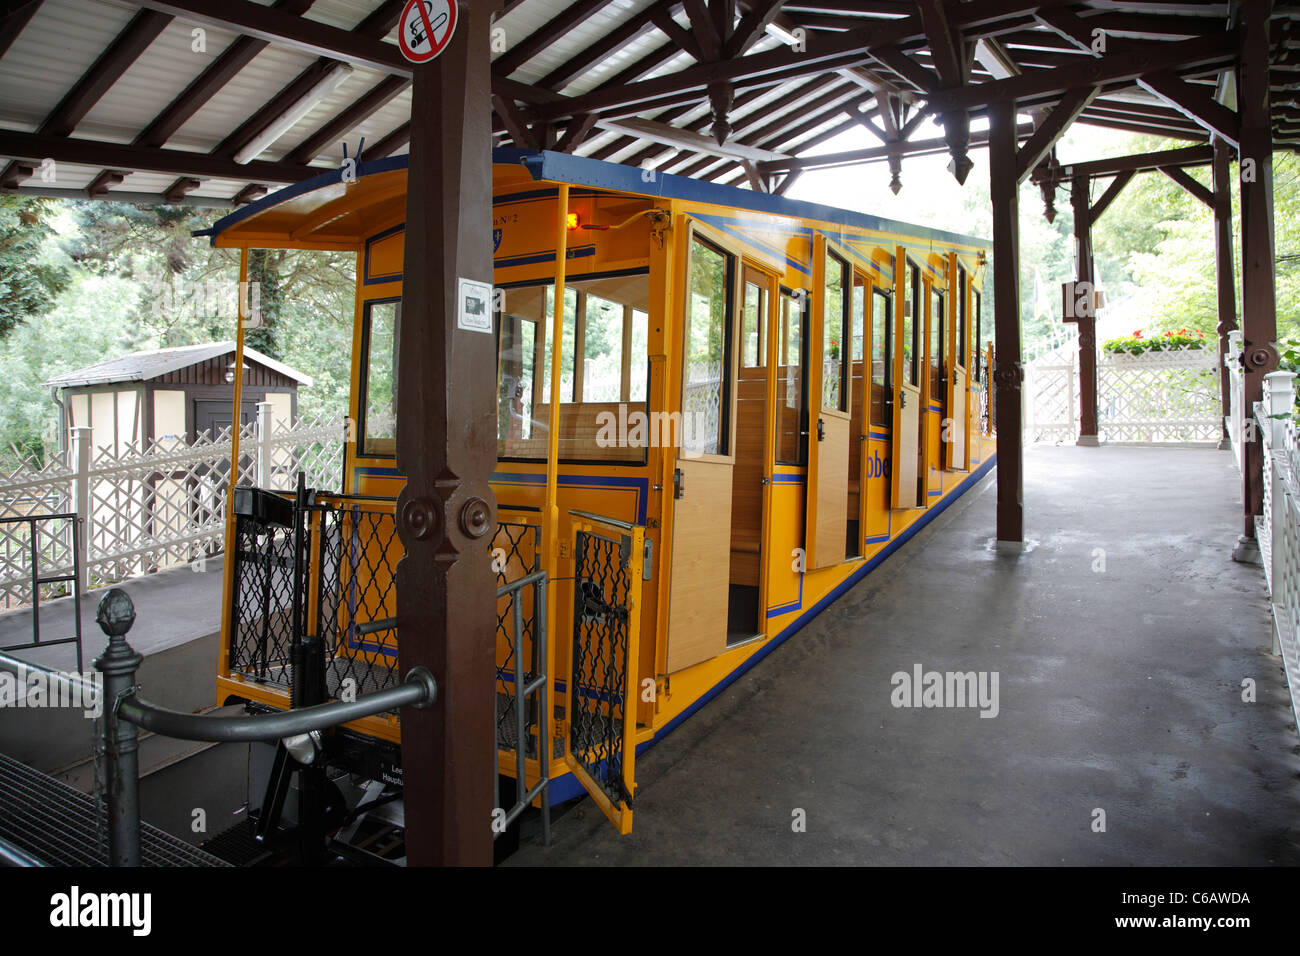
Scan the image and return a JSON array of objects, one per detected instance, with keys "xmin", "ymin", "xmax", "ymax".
[{"xmin": 93, "ymin": 586, "xmax": 142, "ymax": 867}]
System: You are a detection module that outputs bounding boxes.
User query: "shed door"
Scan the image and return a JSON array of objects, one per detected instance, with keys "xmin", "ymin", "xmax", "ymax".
[
  {"xmin": 667, "ymin": 225, "xmax": 739, "ymax": 673},
  {"xmin": 891, "ymin": 250, "xmax": 923, "ymax": 509},
  {"xmin": 194, "ymin": 399, "xmax": 257, "ymax": 441}
]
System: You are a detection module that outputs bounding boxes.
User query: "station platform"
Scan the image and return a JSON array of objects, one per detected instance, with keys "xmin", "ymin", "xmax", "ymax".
[
  {"xmin": 508, "ymin": 444, "xmax": 1300, "ymax": 866},
  {"xmin": 0, "ymin": 557, "xmax": 225, "ymax": 778}
]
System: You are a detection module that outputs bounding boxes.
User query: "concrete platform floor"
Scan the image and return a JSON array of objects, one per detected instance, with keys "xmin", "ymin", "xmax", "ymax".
[
  {"xmin": 509, "ymin": 444, "xmax": 1300, "ymax": 866},
  {"xmin": 0, "ymin": 557, "xmax": 224, "ymax": 774},
  {"xmin": 0, "ymin": 555, "xmax": 225, "ymax": 672}
]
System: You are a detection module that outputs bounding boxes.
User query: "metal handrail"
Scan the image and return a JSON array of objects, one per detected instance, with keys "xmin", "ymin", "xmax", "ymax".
[
  {"xmin": 85, "ymin": 586, "xmax": 437, "ymax": 866},
  {"xmin": 118, "ymin": 667, "xmax": 436, "ymax": 742},
  {"xmin": 0, "ymin": 649, "xmax": 98, "ymax": 695},
  {"xmin": 0, "ymin": 834, "xmax": 46, "ymax": 867}
]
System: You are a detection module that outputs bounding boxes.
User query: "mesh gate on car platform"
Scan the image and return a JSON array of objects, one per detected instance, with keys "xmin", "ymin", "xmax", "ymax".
[
  {"xmin": 227, "ymin": 487, "xmax": 403, "ymax": 705},
  {"xmin": 565, "ymin": 512, "xmax": 643, "ymax": 834}
]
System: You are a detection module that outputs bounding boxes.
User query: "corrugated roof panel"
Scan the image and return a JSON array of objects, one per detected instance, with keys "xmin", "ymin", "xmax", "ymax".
[
  {"xmin": 298, "ymin": 0, "xmax": 376, "ymax": 31},
  {"xmin": 166, "ymin": 44, "xmax": 352, "ymax": 155},
  {"xmin": 258, "ymin": 63, "xmax": 394, "ymax": 162},
  {"xmin": 314, "ymin": 89, "xmax": 412, "ymax": 165},
  {"xmin": 506, "ymin": 0, "xmax": 659, "ymax": 91},
  {"xmin": 18, "ymin": 162, "xmax": 102, "ymax": 189},
  {"xmin": 76, "ymin": 19, "xmax": 245, "ymax": 145},
  {"xmin": 0, "ymin": 0, "xmax": 137, "ymax": 132}
]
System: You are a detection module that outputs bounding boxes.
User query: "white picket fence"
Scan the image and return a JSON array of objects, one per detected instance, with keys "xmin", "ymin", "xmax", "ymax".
[
  {"xmin": 0, "ymin": 406, "xmax": 345, "ymax": 609},
  {"xmin": 1253, "ymin": 370, "xmax": 1300, "ymax": 735},
  {"xmin": 1024, "ymin": 340, "xmax": 1222, "ymax": 444}
]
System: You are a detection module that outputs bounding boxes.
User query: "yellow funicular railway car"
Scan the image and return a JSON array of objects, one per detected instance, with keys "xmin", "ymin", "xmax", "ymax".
[{"xmin": 200, "ymin": 148, "xmax": 995, "ymax": 850}]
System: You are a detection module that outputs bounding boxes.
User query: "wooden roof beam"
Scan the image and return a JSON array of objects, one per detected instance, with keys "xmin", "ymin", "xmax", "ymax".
[
  {"xmin": 0, "ymin": 7, "xmax": 171, "ymax": 188},
  {"xmin": 1036, "ymin": 6, "xmax": 1239, "ymax": 146},
  {"xmin": 726, "ymin": 0, "xmax": 787, "ymax": 57},
  {"xmin": 916, "ymin": 0, "xmax": 964, "ymax": 86},
  {"xmin": 492, "ymin": 0, "xmax": 611, "ymax": 77},
  {"xmin": 285, "ymin": 74, "xmax": 409, "ymax": 164},
  {"xmin": 535, "ymin": 2, "xmax": 674, "ymax": 90},
  {"xmin": 366, "ymin": 121, "xmax": 410, "ymax": 159},
  {"xmin": 615, "ymin": 74, "xmax": 828, "ymax": 167},
  {"xmin": 1075, "ymin": 112, "xmax": 1209, "ymax": 140},
  {"xmin": 926, "ymin": 32, "xmax": 1236, "ymax": 112},
  {"xmin": 140, "ymin": 0, "xmax": 318, "ymax": 150},
  {"xmin": 553, "ymin": 113, "xmax": 598, "ymax": 153},
  {"xmin": 1137, "ymin": 70, "xmax": 1240, "ymax": 147},
  {"xmin": 134, "ymin": 0, "xmax": 410, "ymax": 75},
  {"xmin": 1035, "ymin": 143, "xmax": 1215, "ymax": 180},
  {"xmin": 683, "ymin": 0, "xmax": 722, "ymax": 59},
  {"xmin": 1088, "ymin": 168, "xmax": 1135, "ymax": 222},
  {"xmin": 1015, "ymin": 85, "xmax": 1099, "ymax": 181},
  {"xmin": 651, "ymin": 7, "xmax": 705, "ymax": 61},
  {"xmin": 668, "ymin": 77, "xmax": 857, "ymax": 176},
  {"xmin": 0, "ymin": 0, "xmax": 40, "ymax": 60},
  {"xmin": 1159, "ymin": 164, "xmax": 1214, "ymax": 206},
  {"xmin": 0, "ymin": 129, "xmax": 318, "ymax": 184},
  {"xmin": 529, "ymin": 0, "xmax": 1087, "ymax": 122},
  {"xmin": 761, "ymin": 120, "xmax": 1034, "ymax": 173}
]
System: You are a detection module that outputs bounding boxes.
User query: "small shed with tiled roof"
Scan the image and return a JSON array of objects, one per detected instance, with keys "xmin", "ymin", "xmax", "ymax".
[{"xmin": 44, "ymin": 341, "xmax": 312, "ymax": 455}]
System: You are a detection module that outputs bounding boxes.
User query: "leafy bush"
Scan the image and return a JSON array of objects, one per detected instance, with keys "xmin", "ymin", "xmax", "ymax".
[{"xmin": 1102, "ymin": 328, "xmax": 1208, "ymax": 355}]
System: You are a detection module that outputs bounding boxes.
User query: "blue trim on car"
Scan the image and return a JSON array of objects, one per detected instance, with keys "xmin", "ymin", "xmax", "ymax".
[{"xmin": 199, "ymin": 149, "xmax": 991, "ymax": 253}]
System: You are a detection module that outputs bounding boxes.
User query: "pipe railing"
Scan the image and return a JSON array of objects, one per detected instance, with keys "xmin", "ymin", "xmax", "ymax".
[{"xmin": 0, "ymin": 586, "xmax": 438, "ymax": 866}]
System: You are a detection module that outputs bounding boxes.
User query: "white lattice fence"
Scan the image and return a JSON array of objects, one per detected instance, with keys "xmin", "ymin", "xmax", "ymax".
[
  {"xmin": 0, "ymin": 411, "xmax": 346, "ymax": 608},
  {"xmin": 682, "ymin": 358, "xmax": 723, "ymax": 453},
  {"xmin": 1255, "ymin": 372, "xmax": 1300, "ymax": 739},
  {"xmin": 1098, "ymin": 346, "xmax": 1220, "ymax": 443},
  {"xmin": 1024, "ymin": 363, "xmax": 1077, "ymax": 443},
  {"xmin": 0, "ymin": 456, "xmax": 75, "ymax": 609},
  {"xmin": 83, "ymin": 427, "xmax": 235, "ymax": 586}
]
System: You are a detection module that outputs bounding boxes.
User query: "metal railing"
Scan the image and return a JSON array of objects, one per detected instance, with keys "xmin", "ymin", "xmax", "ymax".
[
  {"xmin": 493, "ymin": 567, "xmax": 550, "ymax": 844},
  {"xmin": 0, "ymin": 585, "xmax": 436, "ymax": 867},
  {"xmin": 226, "ymin": 481, "xmax": 403, "ymax": 705},
  {"xmin": 0, "ymin": 512, "xmax": 83, "ymax": 670}
]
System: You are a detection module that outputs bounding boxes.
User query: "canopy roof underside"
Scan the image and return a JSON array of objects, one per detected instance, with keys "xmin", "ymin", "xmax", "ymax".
[{"xmin": 0, "ymin": 0, "xmax": 1295, "ymax": 207}]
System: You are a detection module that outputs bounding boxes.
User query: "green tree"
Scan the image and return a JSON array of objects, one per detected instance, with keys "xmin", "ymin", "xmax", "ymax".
[
  {"xmin": 0, "ymin": 198, "xmax": 356, "ymax": 467},
  {"xmin": 0, "ymin": 196, "xmax": 70, "ymax": 338}
]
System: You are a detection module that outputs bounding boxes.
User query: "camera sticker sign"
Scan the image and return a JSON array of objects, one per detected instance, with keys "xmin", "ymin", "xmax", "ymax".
[
  {"xmin": 458, "ymin": 277, "xmax": 492, "ymax": 334},
  {"xmin": 398, "ymin": 0, "xmax": 457, "ymax": 64}
]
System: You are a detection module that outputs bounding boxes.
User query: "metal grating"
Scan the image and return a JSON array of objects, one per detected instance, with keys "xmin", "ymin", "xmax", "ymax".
[
  {"xmin": 228, "ymin": 504, "xmax": 303, "ymax": 689},
  {"xmin": 315, "ymin": 502, "xmax": 404, "ymax": 702},
  {"xmin": 568, "ymin": 525, "xmax": 633, "ymax": 810},
  {"xmin": 0, "ymin": 751, "xmax": 228, "ymax": 867}
]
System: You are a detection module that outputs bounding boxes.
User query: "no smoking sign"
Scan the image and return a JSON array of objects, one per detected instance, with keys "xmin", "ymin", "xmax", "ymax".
[{"xmin": 398, "ymin": 0, "xmax": 457, "ymax": 63}]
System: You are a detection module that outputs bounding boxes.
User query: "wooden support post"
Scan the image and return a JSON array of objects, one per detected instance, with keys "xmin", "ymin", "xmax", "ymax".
[
  {"xmin": 394, "ymin": 0, "xmax": 499, "ymax": 865},
  {"xmin": 1212, "ymin": 136, "xmax": 1238, "ymax": 451},
  {"xmin": 1070, "ymin": 176, "xmax": 1099, "ymax": 446},
  {"xmin": 1233, "ymin": 0, "xmax": 1278, "ymax": 562},
  {"xmin": 989, "ymin": 99, "xmax": 1023, "ymax": 545}
]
